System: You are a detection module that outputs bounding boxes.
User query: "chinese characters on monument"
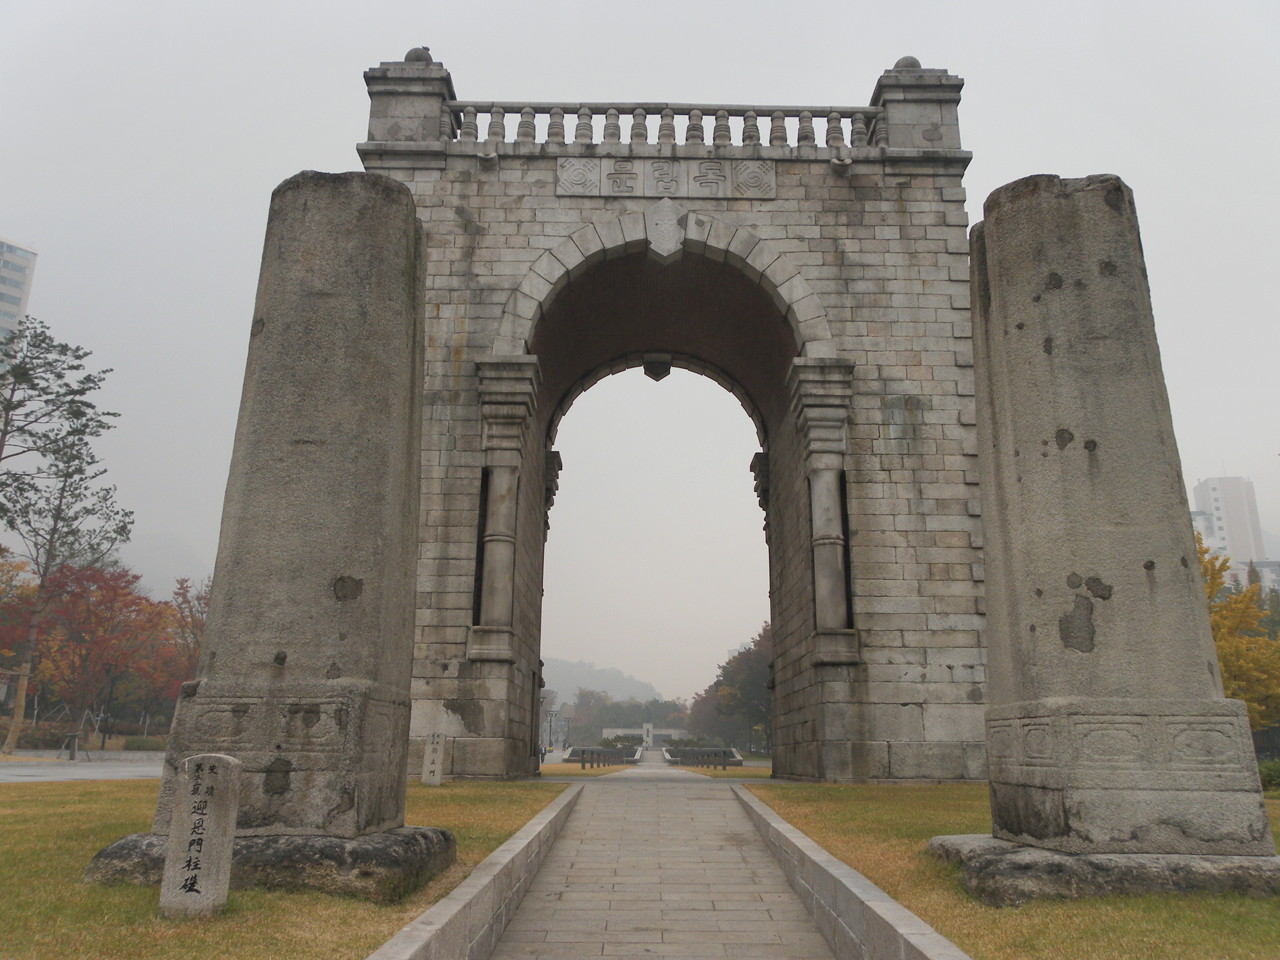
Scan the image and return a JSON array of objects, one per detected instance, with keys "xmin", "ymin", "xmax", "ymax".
[{"xmin": 159, "ymin": 753, "xmax": 242, "ymax": 918}]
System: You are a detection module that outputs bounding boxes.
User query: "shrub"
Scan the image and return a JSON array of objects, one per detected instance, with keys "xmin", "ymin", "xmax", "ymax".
[
  {"xmin": 122, "ymin": 736, "xmax": 167, "ymax": 751},
  {"xmin": 1259, "ymin": 758, "xmax": 1280, "ymax": 791}
]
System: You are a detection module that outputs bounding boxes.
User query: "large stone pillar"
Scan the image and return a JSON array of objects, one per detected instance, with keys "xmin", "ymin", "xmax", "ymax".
[
  {"xmin": 972, "ymin": 174, "xmax": 1272, "ymax": 855},
  {"xmin": 153, "ymin": 171, "xmax": 424, "ymax": 840}
]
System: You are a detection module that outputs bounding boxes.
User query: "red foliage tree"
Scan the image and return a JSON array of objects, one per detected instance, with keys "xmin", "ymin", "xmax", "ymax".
[{"xmin": 38, "ymin": 566, "xmax": 169, "ymax": 742}]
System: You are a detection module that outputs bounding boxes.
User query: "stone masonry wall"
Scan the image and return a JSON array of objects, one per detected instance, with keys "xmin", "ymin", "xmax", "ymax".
[{"xmin": 368, "ymin": 51, "xmax": 986, "ymax": 780}]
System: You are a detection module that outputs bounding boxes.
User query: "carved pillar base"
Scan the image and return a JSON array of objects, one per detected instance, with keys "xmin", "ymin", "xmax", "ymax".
[
  {"xmin": 810, "ymin": 629, "xmax": 861, "ymax": 666},
  {"xmin": 987, "ymin": 697, "xmax": 1273, "ymax": 856}
]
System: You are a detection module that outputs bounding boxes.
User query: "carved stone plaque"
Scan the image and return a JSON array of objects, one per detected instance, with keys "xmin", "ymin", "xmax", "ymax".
[{"xmin": 557, "ymin": 158, "xmax": 775, "ymax": 199}]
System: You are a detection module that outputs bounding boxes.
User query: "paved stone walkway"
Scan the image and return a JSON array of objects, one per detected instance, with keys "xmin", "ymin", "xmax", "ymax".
[{"xmin": 492, "ymin": 755, "xmax": 832, "ymax": 959}]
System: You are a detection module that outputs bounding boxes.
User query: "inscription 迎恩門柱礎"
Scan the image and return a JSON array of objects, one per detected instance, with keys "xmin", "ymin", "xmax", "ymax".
[{"xmin": 557, "ymin": 157, "xmax": 775, "ymax": 199}]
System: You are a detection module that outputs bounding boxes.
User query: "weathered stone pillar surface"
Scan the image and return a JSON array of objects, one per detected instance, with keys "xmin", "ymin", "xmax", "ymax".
[
  {"xmin": 972, "ymin": 174, "xmax": 1272, "ymax": 854},
  {"xmin": 154, "ymin": 171, "xmax": 423, "ymax": 838}
]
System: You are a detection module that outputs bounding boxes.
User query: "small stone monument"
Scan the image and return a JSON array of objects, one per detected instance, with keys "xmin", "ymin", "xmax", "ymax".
[
  {"xmin": 421, "ymin": 732, "xmax": 444, "ymax": 786},
  {"xmin": 159, "ymin": 754, "xmax": 242, "ymax": 918}
]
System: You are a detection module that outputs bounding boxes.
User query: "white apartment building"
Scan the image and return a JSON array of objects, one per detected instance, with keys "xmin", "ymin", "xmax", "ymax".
[
  {"xmin": 0, "ymin": 237, "xmax": 37, "ymax": 339},
  {"xmin": 1192, "ymin": 476, "xmax": 1267, "ymax": 565}
]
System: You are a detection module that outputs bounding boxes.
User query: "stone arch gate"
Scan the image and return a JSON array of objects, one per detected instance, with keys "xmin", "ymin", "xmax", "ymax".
[
  {"xmin": 141, "ymin": 48, "xmax": 1270, "ymax": 869},
  {"xmin": 363, "ymin": 51, "xmax": 987, "ymax": 782}
]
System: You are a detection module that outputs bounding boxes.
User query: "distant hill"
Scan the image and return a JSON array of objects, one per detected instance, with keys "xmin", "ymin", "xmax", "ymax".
[{"xmin": 542, "ymin": 658, "xmax": 661, "ymax": 703}]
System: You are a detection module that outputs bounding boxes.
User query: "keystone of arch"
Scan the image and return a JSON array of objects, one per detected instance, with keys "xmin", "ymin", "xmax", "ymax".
[{"xmin": 493, "ymin": 205, "xmax": 836, "ymax": 358}]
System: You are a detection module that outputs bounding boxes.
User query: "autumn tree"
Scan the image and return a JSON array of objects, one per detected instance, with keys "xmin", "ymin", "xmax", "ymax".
[
  {"xmin": 39, "ymin": 566, "xmax": 168, "ymax": 746},
  {"xmin": 689, "ymin": 623, "xmax": 773, "ymax": 751},
  {"xmin": 0, "ymin": 436, "xmax": 132, "ymax": 753},
  {"xmin": 1198, "ymin": 535, "xmax": 1280, "ymax": 730},
  {"xmin": 170, "ymin": 575, "xmax": 210, "ymax": 678},
  {"xmin": 715, "ymin": 624, "xmax": 772, "ymax": 751}
]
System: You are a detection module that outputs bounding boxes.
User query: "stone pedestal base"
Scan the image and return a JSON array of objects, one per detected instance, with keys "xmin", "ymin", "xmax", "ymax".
[
  {"xmin": 987, "ymin": 698, "xmax": 1273, "ymax": 855},
  {"xmin": 84, "ymin": 826, "xmax": 455, "ymax": 903},
  {"xmin": 928, "ymin": 834, "xmax": 1280, "ymax": 907}
]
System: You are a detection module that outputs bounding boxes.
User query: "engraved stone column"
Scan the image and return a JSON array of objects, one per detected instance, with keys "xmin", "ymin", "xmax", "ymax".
[
  {"xmin": 152, "ymin": 171, "xmax": 423, "ymax": 840},
  {"xmin": 467, "ymin": 358, "xmax": 540, "ymax": 662},
  {"xmin": 972, "ymin": 174, "xmax": 1273, "ymax": 855},
  {"xmin": 788, "ymin": 359, "xmax": 859, "ymax": 666},
  {"xmin": 159, "ymin": 754, "xmax": 242, "ymax": 918}
]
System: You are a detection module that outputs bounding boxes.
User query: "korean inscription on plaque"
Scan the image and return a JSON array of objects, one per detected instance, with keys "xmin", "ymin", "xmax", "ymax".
[{"xmin": 558, "ymin": 158, "xmax": 774, "ymax": 198}]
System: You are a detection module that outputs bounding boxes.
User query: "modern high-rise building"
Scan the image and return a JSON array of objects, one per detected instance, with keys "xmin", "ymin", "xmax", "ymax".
[
  {"xmin": 0, "ymin": 237, "xmax": 38, "ymax": 339},
  {"xmin": 1192, "ymin": 476, "xmax": 1267, "ymax": 564}
]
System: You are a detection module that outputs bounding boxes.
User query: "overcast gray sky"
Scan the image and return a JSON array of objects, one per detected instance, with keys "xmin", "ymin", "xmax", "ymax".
[{"xmin": 3, "ymin": 1, "xmax": 1277, "ymax": 701}]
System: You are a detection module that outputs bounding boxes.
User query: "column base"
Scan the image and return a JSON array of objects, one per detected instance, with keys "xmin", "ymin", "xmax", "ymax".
[
  {"xmin": 986, "ymin": 697, "xmax": 1274, "ymax": 855},
  {"xmin": 84, "ymin": 826, "xmax": 455, "ymax": 903},
  {"xmin": 929, "ymin": 834, "xmax": 1280, "ymax": 907}
]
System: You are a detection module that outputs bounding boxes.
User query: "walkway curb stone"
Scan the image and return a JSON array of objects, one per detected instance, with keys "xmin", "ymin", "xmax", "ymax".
[
  {"xmin": 733, "ymin": 785, "xmax": 973, "ymax": 960},
  {"xmin": 366, "ymin": 784, "xmax": 583, "ymax": 960}
]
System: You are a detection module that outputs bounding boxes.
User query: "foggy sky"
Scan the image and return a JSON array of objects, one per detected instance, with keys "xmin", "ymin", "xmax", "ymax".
[{"xmin": 3, "ymin": 1, "xmax": 1277, "ymax": 701}]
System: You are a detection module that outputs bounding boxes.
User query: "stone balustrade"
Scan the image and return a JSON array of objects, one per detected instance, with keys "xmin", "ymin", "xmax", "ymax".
[{"xmin": 441, "ymin": 101, "xmax": 887, "ymax": 152}]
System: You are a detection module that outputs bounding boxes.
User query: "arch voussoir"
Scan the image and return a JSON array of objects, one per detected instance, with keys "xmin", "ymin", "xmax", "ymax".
[{"xmin": 497, "ymin": 209, "xmax": 838, "ymax": 359}]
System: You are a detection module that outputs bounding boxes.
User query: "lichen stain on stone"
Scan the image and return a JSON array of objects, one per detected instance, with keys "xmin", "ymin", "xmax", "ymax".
[
  {"xmin": 250, "ymin": 317, "xmax": 265, "ymax": 337},
  {"xmin": 333, "ymin": 576, "xmax": 364, "ymax": 601},
  {"xmin": 1104, "ymin": 187, "xmax": 1124, "ymax": 212},
  {"xmin": 1059, "ymin": 595, "xmax": 1096, "ymax": 652},
  {"xmin": 273, "ymin": 650, "xmax": 287, "ymax": 666},
  {"xmin": 264, "ymin": 757, "xmax": 293, "ymax": 795},
  {"xmin": 1043, "ymin": 336, "xmax": 1054, "ymax": 355},
  {"xmin": 1143, "ymin": 560, "xmax": 1156, "ymax": 571},
  {"xmin": 1084, "ymin": 439, "xmax": 1098, "ymax": 452},
  {"xmin": 444, "ymin": 698, "xmax": 485, "ymax": 736},
  {"xmin": 1055, "ymin": 428, "xmax": 1075, "ymax": 450},
  {"xmin": 1046, "ymin": 272, "xmax": 1064, "ymax": 290},
  {"xmin": 1098, "ymin": 259, "xmax": 1118, "ymax": 276},
  {"xmin": 326, "ymin": 661, "xmax": 342, "ymax": 680},
  {"xmin": 1084, "ymin": 576, "xmax": 1113, "ymax": 600},
  {"xmin": 1066, "ymin": 572, "xmax": 1083, "ymax": 589}
]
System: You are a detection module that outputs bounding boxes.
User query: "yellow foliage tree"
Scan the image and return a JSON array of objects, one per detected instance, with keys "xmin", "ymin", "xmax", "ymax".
[{"xmin": 1198, "ymin": 534, "xmax": 1280, "ymax": 730}]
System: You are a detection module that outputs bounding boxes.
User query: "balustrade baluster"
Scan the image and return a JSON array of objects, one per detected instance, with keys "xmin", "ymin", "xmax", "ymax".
[
  {"xmin": 797, "ymin": 111, "xmax": 815, "ymax": 145},
  {"xmin": 487, "ymin": 107, "xmax": 506, "ymax": 142},
  {"xmin": 516, "ymin": 107, "xmax": 536, "ymax": 142},
  {"xmin": 770, "ymin": 111, "xmax": 788, "ymax": 146},
  {"xmin": 603, "ymin": 109, "xmax": 621, "ymax": 142},
  {"xmin": 686, "ymin": 109, "xmax": 704, "ymax": 144},
  {"xmin": 872, "ymin": 116, "xmax": 888, "ymax": 148},
  {"xmin": 742, "ymin": 111, "xmax": 760, "ymax": 145},
  {"xmin": 850, "ymin": 112, "xmax": 868, "ymax": 147},
  {"xmin": 439, "ymin": 112, "xmax": 454, "ymax": 140},
  {"xmin": 460, "ymin": 106, "xmax": 478, "ymax": 142},
  {"xmin": 575, "ymin": 107, "xmax": 593, "ymax": 143},
  {"xmin": 547, "ymin": 107, "xmax": 565, "ymax": 144},
  {"xmin": 631, "ymin": 108, "xmax": 647, "ymax": 143},
  {"xmin": 658, "ymin": 109, "xmax": 676, "ymax": 144},
  {"xmin": 713, "ymin": 110, "xmax": 731, "ymax": 145},
  {"xmin": 826, "ymin": 112, "xmax": 845, "ymax": 148}
]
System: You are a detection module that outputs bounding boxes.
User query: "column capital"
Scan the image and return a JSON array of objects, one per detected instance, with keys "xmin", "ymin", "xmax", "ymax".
[
  {"xmin": 787, "ymin": 358, "xmax": 854, "ymax": 466},
  {"xmin": 476, "ymin": 357, "xmax": 541, "ymax": 463}
]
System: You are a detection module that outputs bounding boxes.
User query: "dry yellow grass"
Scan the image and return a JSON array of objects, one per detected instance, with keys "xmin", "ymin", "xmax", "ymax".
[
  {"xmin": 0, "ymin": 778, "xmax": 565, "ymax": 960},
  {"xmin": 750, "ymin": 783, "xmax": 1280, "ymax": 960},
  {"xmin": 680, "ymin": 764, "xmax": 774, "ymax": 778}
]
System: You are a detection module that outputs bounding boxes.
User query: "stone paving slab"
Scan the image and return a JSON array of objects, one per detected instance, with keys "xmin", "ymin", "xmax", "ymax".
[{"xmin": 490, "ymin": 764, "xmax": 834, "ymax": 960}]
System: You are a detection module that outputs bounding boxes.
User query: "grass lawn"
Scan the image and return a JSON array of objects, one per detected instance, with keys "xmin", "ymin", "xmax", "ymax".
[
  {"xmin": 749, "ymin": 782, "xmax": 1280, "ymax": 960},
  {"xmin": 0, "ymin": 778, "xmax": 565, "ymax": 960}
]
